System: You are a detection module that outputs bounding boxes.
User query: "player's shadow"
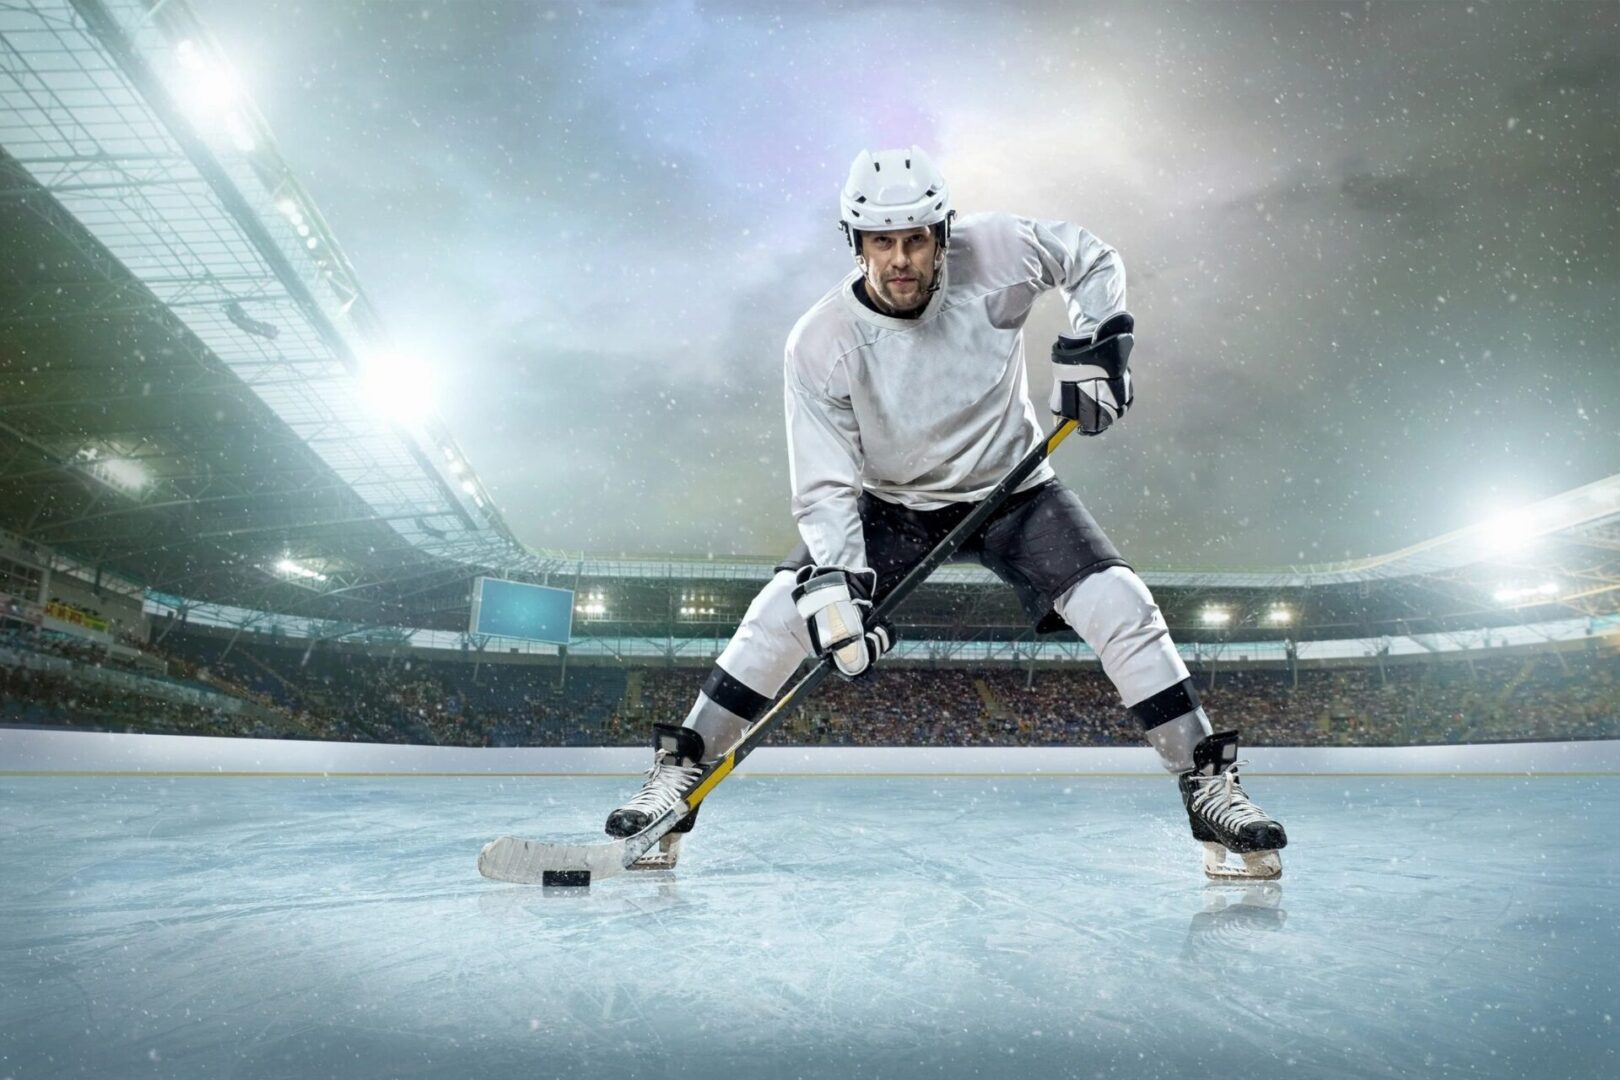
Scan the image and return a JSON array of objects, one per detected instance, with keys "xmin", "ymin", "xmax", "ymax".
[{"xmin": 1179, "ymin": 882, "xmax": 1287, "ymax": 963}]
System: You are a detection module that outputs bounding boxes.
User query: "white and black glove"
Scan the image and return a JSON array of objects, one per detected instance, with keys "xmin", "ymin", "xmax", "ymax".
[
  {"xmin": 1049, "ymin": 311, "xmax": 1135, "ymax": 436},
  {"xmin": 792, "ymin": 565, "xmax": 894, "ymax": 679}
]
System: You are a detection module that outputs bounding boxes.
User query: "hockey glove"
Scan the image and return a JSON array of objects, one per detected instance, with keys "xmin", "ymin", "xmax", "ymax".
[
  {"xmin": 1050, "ymin": 310, "xmax": 1135, "ymax": 436},
  {"xmin": 792, "ymin": 565, "xmax": 894, "ymax": 680}
]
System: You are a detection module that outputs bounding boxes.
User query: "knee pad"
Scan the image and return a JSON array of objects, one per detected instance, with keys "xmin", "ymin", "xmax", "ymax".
[
  {"xmin": 688, "ymin": 573, "xmax": 812, "ymax": 754},
  {"xmin": 1056, "ymin": 566, "xmax": 1189, "ymax": 706}
]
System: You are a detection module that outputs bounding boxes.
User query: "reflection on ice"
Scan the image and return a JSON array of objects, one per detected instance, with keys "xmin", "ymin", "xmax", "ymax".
[{"xmin": 1182, "ymin": 882, "xmax": 1287, "ymax": 963}]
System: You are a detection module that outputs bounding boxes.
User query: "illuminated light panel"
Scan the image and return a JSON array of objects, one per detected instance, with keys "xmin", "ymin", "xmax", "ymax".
[{"xmin": 1493, "ymin": 582, "xmax": 1559, "ymax": 605}]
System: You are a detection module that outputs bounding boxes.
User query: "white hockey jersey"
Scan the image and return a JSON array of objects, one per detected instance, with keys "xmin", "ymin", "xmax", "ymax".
[{"xmin": 784, "ymin": 211, "xmax": 1127, "ymax": 570}]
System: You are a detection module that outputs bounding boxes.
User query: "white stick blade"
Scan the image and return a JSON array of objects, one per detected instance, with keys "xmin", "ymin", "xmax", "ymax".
[{"xmin": 478, "ymin": 835, "xmax": 631, "ymax": 885}]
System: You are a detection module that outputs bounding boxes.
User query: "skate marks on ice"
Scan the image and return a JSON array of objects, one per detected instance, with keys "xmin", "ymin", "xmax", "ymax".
[{"xmin": 3, "ymin": 774, "xmax": 1618, "ymax": 1079}]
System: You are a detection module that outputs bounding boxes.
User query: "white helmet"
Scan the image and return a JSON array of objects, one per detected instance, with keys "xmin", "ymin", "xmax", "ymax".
[{"xmin": 839, "ymin": 145, "xmax": 954, "ymax": 252}]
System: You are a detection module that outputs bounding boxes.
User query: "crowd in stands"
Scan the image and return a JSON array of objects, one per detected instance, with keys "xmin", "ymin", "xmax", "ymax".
[{"xmin": 2, "ymin": 620, "xmax": 1617, "ymax": 749}]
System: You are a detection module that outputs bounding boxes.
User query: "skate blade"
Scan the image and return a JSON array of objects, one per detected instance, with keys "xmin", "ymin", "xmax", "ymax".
[
  {"xmin": 1200, "ymin": 842, "xmax": 1282, "ymax": 881},
  {"xmin": 628, "ymin": 833, "xmax": 681, "ymax": 871}
]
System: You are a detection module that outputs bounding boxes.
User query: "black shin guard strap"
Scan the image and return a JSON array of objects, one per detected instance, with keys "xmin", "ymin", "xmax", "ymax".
[
  {"xmin": 1129, "ymin": 677, "xmax": 1202, "ymax": 732},
  {"xmin": 701, "ymin": 664, "xmax": 773, "ymax": 722}
]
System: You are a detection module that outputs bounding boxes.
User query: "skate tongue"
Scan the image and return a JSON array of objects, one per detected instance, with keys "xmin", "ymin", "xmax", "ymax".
[
  {"xmin": 1195, "ymin": 730, "xmax": 1242, "ymax": 775},
  {"xmin": 653, "ymin": 722, "xmax": 705, "ymax": 765}
]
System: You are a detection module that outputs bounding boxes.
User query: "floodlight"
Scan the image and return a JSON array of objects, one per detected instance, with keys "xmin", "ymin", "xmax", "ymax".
[
  {"xmin": 98, "ymin": 457, "xmax": 149, "ymax": 493},
  {"xmin": 1200, "ymin": 607, "xmax": 1231, "ymax": 627},
  {"xmin": 1493, "ymin": 582, "xmax": 1559, "ymax": 605},
  {"xmin": 1266, "ymin": 606, "xmax": 1293, "ymax": 625},
  {"xmin": 1478, "ymin": 508, "xmax": 1541, "ymax": 557},
  {"xmin": 174, "ymin": 39, "xmax": 241, "ymax": 120},
  {"xmin": 274, "ymin": 557, "xmax": 328, "ymax": 583},
  {"xmin": 76, "ymin": 448, "xmax": 148, "ymax": 495},
  {"xmin": 357, "ymin": 351, "xmax": 436, "ymax": 425}
]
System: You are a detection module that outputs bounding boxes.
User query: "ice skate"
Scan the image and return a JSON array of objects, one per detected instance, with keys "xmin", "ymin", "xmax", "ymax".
[
  {"xmin": 605, "ymin": 723, "xmax": 706, "ymax": 870},
  {"xmin": 1178, "ymin": 730, "xmax": 1287, "ymax": 881}
]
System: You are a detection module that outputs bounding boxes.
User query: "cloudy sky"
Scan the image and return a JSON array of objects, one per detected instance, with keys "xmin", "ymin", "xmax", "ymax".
[{"xmin": 193, "ymin": 0, "xmax": 1619, "ymax": 568}]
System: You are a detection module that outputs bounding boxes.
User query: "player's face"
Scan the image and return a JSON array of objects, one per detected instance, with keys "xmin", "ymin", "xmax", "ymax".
[{"xmin": 858, "ymin": 226, "xmax": 938, "ymax": 314}]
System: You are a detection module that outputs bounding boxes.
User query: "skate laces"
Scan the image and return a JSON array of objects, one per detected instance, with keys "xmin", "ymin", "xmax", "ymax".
[
  {"xmin": 621, "ymin": 749, "xmax": 702, "ymax": 816},
  {"xmin": 1188, "ymin": 761, "xmax": 1272, "ymax": 830}
]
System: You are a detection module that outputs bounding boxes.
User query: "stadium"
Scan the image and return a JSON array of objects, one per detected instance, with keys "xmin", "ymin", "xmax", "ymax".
[{"xmin": 2, "ymin": 3, "xmax": 1616, "ymax": 1080}]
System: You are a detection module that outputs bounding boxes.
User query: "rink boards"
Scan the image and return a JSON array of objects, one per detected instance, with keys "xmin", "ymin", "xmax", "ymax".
[{"xmin": 2, "ymin": 728, "xmax": 1617, "ymax": 774}]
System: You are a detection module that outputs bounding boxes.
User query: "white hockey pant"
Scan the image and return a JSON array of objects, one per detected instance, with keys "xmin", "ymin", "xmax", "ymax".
[
  {"xmin": 679, "ymin": 571, "xmax": 812, "ymax": 761},
  {"xmin": 680, "ymin": 565, "xmax": 1208, "ymax": 773},
  {"xmin": 1055, "ymin": 566, "xmax": 1211, "ymax": 773}
]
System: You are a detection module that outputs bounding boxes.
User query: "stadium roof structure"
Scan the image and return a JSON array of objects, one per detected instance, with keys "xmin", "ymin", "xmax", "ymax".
[
  {"xmin": 2, "ymin": 0, "xmax": 1617, "ymax": 651},
  {"xmin": 0, "ymin": 0, "xmax": 568, "ymax": 627},
  {"xmin": 506, "ymin": 474, "xmax": 1620, "ymax": 648}
]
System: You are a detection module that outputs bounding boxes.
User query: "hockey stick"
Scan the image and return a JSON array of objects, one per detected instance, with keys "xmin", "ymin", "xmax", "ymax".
[{"xmin": 478, "ymin": 418, "xmax": 1083, "ymax": 886}]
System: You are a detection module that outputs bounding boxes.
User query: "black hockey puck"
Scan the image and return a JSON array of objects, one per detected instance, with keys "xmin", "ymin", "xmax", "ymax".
[{"xmin": 542, "ymin": 869, "xmax": 591, "ymax": 887}]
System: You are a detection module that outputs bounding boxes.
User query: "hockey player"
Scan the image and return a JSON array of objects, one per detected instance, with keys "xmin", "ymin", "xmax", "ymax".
[{"xmin": 607, "ymin": 146, "xmax": 1288, "ymax": 880}]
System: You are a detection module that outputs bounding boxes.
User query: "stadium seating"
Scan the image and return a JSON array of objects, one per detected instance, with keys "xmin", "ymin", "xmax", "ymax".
[{"xmin": 2, "ymin": 626, "xmax": 1615, "ymax": 749}]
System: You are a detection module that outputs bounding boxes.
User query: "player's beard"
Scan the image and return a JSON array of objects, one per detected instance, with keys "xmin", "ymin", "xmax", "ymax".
[{"xmin": 866, "ymin": 262, "xmax": 933, "ymax": 314}]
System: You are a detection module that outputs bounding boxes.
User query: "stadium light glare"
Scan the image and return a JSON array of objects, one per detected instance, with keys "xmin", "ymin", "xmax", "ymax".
[
  {"xmin": 274, "ymin": 557, "xmax": 327, "ymax": 583},
  {"xmin": 99, "ymin": 458, "xmax": 148, "ymax": 492},
  {"xmin": 1267, "ymin": 606, "xmax": 1293, "ymax": 625},
  {"xmin": 1478, "ymin": 507, "xmax": 1540, "ymax": 557},
  {"xmin": 75, "ymin": 448, "xmax": 149, "ymax": 495},
  {"xmin": 357, "ymin": 351, "xmax": 436, "ymax": 425},
  {"xmin": 460, "ymin": 480, "xmax": 476, "ymax": 495},
  {"xmin": 174, "ymin": 39, "xmax": 241, "ymax": 120},
  {"xmin": 224, "ymin": 112, "xmax": 256, "ymax": 153},
  {"xmin": 1493, "ymin": 582, "xmax": 1559, "ymax": 605},
  {"xmin": 1200, "ymin": 607, "xmax": 1231, "ymax": 627}
]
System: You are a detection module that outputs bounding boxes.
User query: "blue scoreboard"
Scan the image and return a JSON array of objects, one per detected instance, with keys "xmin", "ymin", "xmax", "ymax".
[{"xmin": 469, "ymin": 577, "xmax": 574, "ymax": 646}]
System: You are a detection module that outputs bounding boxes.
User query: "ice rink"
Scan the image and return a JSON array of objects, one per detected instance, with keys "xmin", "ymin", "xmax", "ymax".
[{"xmin": 3, "ymin": 768, "xmax": 1616, "ymax": 1080}]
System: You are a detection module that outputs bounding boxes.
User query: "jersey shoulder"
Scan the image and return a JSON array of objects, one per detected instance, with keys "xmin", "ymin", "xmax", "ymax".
[
  {"xmin": 785, "ymin": 272, "xmax": 864, "ymax": 393},
  {"xmin": 947, "ymin": 211, "xmax": 1042, "ymax": 291}
]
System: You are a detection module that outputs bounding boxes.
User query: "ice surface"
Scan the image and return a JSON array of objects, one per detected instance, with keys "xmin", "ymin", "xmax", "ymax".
[{"xmin": 2, "ymin": 773, "xmax": 1615, "ymax": 1079}]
